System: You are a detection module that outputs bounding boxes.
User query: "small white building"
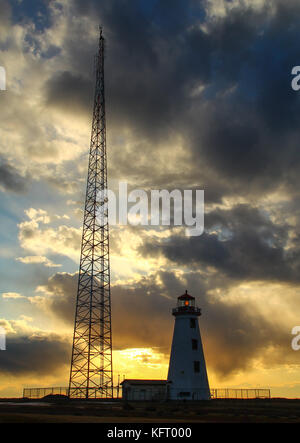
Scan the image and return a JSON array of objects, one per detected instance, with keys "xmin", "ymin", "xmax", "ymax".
[
  {"xmin": 167, "ymin": 290, "xmax": 210, "ymax": 400},
  {"xmin": 121, "ymin": 379, "xmax": 167, "ymax": 401}
]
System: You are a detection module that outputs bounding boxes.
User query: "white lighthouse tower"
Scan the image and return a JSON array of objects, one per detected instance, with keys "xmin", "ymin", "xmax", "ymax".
[{"xmin": 167, "ymin": 290, "xmax": 210, "ymax": 400}]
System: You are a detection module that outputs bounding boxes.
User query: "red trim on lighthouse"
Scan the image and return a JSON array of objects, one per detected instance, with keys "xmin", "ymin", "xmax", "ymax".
[{"xmin": 178, "ymin": 290, "xmax": 194, "ymax": 301}]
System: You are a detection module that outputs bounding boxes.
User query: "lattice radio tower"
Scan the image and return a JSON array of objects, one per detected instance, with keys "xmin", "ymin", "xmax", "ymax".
[{"xmin": 69, "ymin": 27, "xmax": 113, "ymax": 399}]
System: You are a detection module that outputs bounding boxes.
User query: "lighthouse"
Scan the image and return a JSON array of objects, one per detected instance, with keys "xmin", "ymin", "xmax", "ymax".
[{"xmin": 167, "ymin": 290, "xmax": 210, "ymax": 400}]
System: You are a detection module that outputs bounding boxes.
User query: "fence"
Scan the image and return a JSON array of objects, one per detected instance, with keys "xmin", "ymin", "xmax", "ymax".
[
  {"xmin": 23, "ymin": 386, "xmax": 270, "ymax": 400},
  {"xmin": 210, "ymin": 388, "xmax": 270, "ymax": 400},
  {"xmin": 23, "ymin": 386, "xmax": 122, "ymax": 399},
  {"xmin": 23, "ymin": 387, "xmax": 70, "ymax": 399}
]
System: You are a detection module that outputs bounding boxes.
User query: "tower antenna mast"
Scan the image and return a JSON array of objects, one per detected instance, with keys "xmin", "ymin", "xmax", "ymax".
[{"xmin": 69, "ymin": 27, "xmax": 113, "ymax": 399}]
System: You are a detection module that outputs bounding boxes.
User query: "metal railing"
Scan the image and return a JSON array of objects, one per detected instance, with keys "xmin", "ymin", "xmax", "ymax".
[
  {"xmin": 172, "ymin": 307, "xmax": 201, "ymax": 316},
  {"xmin": 210, "ymin": 388, "xmax": 270, "ymax": 399},
  {"xmin": 23, "ymin": 386, "xmax": 270, "ymax": 400}
]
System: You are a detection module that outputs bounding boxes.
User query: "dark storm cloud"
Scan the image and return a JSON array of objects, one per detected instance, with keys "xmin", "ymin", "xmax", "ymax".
[
  {"xmin": 186, "ymin": 1, "xmax": 300, "ymax": 195},
  {"xmin": 139, "ymin": 204, "xmax": 300, "ymax": 283},
  {"xmin": 46, "ymin": 71, "xmax": 93, "ymax": 114},
  {"xmin": 32, "ymin": 270, "xmax": 174, "ymax": 350},
  {"xmin": 69, "ymin": 0, "xmax": 211, "ymax": 141},
  {"xmin": 0, "ymin": 157, "xmax": 28, "ymax": 193},
  {"xmin": 0, "ymin": 0, "xmax": 11, "ymax": 28},
  {"xmin": 0, "ymin": 332, "xmax": 69, "ymax": 376},
  {"xmin": 39, "ymin": 272, "xmax": 78, "ymax": 324},
  {"xmin": 31, "ymin": 269, "xmax": 298, "ymax": 377},
  {"xmin": 42, "ymin": 0, "xmax": 300, "ymax": 201}
]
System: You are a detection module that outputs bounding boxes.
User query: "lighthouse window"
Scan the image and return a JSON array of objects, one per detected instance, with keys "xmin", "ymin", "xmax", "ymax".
[
  {"xmin": 190, "ymin": 318, "xmax": 196, "ymax": 328},
  {"xmin": 192, "ymin": 339, "xmax": 198, "ymax": 350},
  {"xmin": 194, "ymin": 361, "xmax": 200, "ymax": 373}
]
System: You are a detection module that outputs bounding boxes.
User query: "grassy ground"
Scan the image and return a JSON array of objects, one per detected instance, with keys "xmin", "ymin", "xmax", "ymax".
[{"xmin": 0, "ymin": 398, "xmax": 299, "ymax": 423}]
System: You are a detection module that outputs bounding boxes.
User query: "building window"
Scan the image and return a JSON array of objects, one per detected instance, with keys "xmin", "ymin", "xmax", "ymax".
[
  {"xmin": 190, "ymin": 318, "xmax": 196, "ymax": 328},
  {"xmin": 192, "ymin": 339, "xmax": 198, "ymax": 350},
  {"xmin": 140, "ymin": 389, "xmax": 146, "ymax": 400},
  {"xmin": 179, "ymin": 392, "xmax": 191, "ymax": 397},
  {"xmin": 194, "ymin": 361, "xmax": 200, "ymax": 373}
]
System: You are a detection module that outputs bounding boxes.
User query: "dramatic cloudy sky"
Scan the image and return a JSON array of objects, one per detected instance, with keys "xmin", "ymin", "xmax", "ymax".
[{"xmin": 1, "ymin": 0, "xmax": 300, "ymax": 398}]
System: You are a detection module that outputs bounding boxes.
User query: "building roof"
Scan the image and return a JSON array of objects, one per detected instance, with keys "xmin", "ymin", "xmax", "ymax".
[
  {"xmin": 121, "ymin": 379, "xmax": 167, "ymax": 386},
  {"xmin": 178, "ymin": 290, "xmax": 194, "ymax": 301}
]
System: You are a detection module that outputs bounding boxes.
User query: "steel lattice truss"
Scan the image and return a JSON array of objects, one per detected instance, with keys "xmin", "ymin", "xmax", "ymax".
[{"xmin": 69, "ymin": 28, "xmax": 113, "ymax": 399}]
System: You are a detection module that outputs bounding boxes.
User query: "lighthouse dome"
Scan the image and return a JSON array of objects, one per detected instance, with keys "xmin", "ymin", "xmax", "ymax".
[{"xmin": 173, "ymin": 290, "xmax": 201, "ymax": 316}]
